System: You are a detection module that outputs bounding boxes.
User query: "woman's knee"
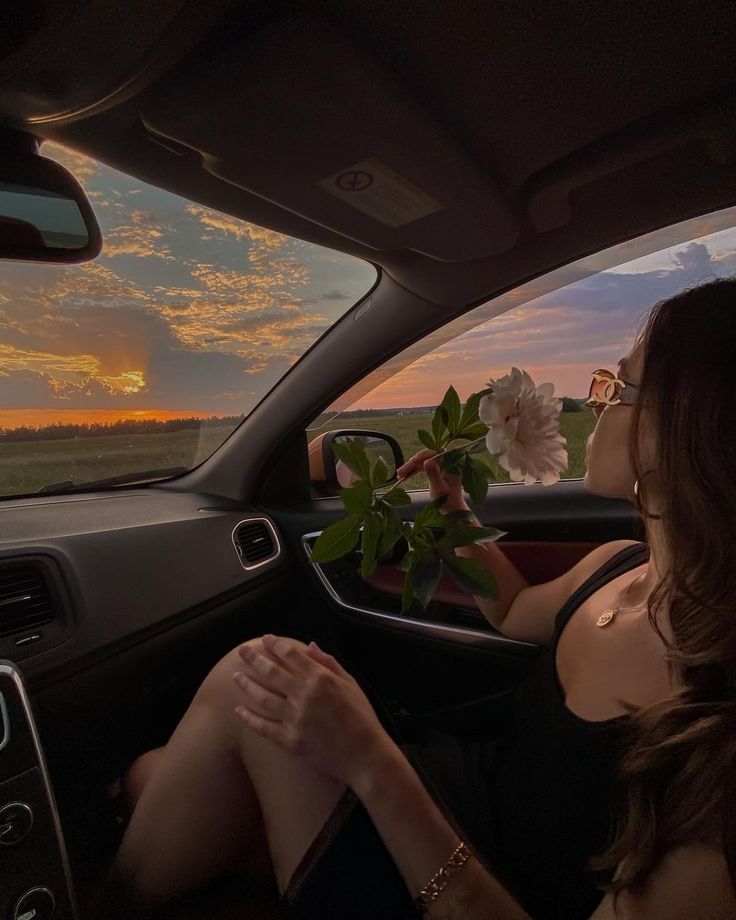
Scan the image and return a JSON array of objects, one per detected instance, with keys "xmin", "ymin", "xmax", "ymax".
[
  {"xmin": 193, "ymin": 635, "xmax": 309, "ymax": 718},
  {"xmin": 122, "ymin": 746, "xmax": 166, "ymax": 812}
]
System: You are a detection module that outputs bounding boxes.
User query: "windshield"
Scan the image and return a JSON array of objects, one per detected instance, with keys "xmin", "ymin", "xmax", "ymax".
[{"xmin": 0, "ymin": 143, "xmax": 376, "ymax": 498}]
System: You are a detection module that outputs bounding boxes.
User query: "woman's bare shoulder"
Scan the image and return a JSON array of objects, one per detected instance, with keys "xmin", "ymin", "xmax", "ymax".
[
  {"xmin": 568, "ymin": 539, "xmax": 645, "ymax": 593},
  {"xmin": 589, "ymin": 844, "xmax": 736, "ymax": 919},
  {"xmin": 500, "ymin": 540, "xmax": 644, "ymax": 645}
]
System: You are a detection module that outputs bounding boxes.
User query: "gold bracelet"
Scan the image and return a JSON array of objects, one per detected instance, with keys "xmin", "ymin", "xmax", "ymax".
[{"xmin": 413, "ymin": 840, "xmax": 472, "ymax": 914}]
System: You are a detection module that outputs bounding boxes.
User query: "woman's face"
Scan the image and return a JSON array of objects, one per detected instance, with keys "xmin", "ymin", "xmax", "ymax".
[{"xmin": 583, "ymin": 342, "xmax": 653, "ymax": 499}]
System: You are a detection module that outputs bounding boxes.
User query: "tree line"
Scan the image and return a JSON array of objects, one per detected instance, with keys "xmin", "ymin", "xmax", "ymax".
[
  {"xmin": 0, "ymin": 415, "xmax": 246, "ymax": 443},
  {"xmin": 311, "ymin": 398, "xmax": 585, "ymax": 427}
]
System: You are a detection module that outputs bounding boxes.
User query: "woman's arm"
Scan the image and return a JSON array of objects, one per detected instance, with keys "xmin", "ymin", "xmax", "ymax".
[
  {"xmin": 351, "ymin": 734, "xmax": 530, "ymax": 919},
  {"xmin": 415, "ymin": 451, "xmax": 639, "ymax": 644},
  {"xmin": 353, "ymin": 733, "xmax": 736, "ymax": 920}
]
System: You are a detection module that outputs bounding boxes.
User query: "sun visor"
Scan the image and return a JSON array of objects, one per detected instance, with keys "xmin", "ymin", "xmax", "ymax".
[
  {"xmin": 139, "ymin": 17, "xmax": 519, "ymax": 262},
  {"xmin": 0, "ymin": 0, "xmax": 229, "ymax": 127}
]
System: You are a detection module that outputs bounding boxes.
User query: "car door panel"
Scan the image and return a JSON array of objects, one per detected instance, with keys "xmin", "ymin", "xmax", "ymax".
[
  {"xmin": 265, "ymin": 478, "xmax": 642, "ymax": 719},
  {"xmin": 363, "ymin": 540, "xmax": 602, "ymax": 611}
]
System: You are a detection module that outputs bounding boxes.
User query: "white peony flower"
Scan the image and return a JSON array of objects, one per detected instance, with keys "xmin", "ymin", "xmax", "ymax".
[{"xmin": 479, "ymin": 367, "xmax": 568, "ymax": 486}]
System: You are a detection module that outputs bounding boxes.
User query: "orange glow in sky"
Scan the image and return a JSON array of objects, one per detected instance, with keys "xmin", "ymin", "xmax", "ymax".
[
  {"xmin": 349, "ymin": 362, "xmax": 597, "ymax": 410},
  {"xmin": 0, "ymin": 408, "xmax": 206, "ymax": 429}
]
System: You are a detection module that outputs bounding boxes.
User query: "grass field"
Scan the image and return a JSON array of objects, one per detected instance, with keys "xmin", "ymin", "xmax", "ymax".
[
  {"xmin": 0, "ymin": 427, "xmax": 229, "ymax": 496},
  {"xmin": 0, "ymin": 410, "xmax": 595, "ymax": 496},
  {"xmin": 307, "ymin": 410, "xmax": 595, "ymax": 489}
]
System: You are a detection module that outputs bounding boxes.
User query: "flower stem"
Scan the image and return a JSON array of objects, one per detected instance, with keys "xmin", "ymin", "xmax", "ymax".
[{"xmin": 380, "ymin": 434, "xmax": 488, "ymax": 497}]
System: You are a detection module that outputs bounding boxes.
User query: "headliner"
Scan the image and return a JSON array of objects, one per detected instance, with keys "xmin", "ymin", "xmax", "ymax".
[{"xmin": 2, "ymin": 0, "xmax": 736, "ymax": 313}]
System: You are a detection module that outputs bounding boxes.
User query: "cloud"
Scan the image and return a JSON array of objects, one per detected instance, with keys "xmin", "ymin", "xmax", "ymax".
[
  {"xmin": 103, "ymin": 210, "xmax": 175, "ymax": 260},
  {"xmin": 672, "ymin": 241, "xmax": 714, "ymax": 277},
  {"xmin": 322, "ymin": 290, "xmax": 351, "ymax": 301},
  {"xmin": 186, "ymin": 204, "xmax": 290, "ymax": 255},
  {"xmin": 0, "ymin": 258, "xmax": 301, "ymax": 414},
  {"xmin": 0, "ymin": 343, "xmax": 99, "ymax": 375}
]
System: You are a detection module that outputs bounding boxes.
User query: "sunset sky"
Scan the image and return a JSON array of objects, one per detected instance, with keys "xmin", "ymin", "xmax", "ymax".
[
  {"xmin": 345, "ymin": 221, "xmax": 736, "ymax": 411},
  {"xmin": 1, "ymin": 143, "xmax": 736, "ymax": 430},
  {"xmin": 0, "ymin": 143, "xmax": 375, "ymax": 429}
]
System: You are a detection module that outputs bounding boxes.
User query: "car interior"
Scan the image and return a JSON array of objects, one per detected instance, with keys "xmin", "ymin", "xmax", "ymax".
[{"xmin": 2, "ymin": 2, "xmax": 736, "ymax": 918}]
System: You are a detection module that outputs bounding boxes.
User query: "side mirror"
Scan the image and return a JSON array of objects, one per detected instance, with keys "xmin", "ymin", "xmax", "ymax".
[
  {"xmin": 0, "ymin": 141, "xmax": 101, "ymax": 263},
  {"xmin": 308, "ymin": 429, "xmax": 404, "ymax": 489}
]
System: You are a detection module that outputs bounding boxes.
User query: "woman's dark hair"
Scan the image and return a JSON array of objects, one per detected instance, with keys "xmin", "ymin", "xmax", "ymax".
[{"xmin": 589, "ymin": 277, "xmax": 736, "ymax": 901}]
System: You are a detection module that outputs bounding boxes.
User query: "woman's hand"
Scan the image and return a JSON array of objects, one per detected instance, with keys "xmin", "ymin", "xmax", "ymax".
[
  {"xmin": 232, "ymin": 635, "xmax": 394, "ymax": 788},
  {"xmin": 397, "ymin": 448, "xmax": 470, "ymax": 513}
]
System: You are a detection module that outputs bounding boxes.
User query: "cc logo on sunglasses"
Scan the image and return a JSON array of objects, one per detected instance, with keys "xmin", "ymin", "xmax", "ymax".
[
  {"xmin": 592, "ymin": 372, "xmax": 622, "ymax": 405},
  {"xmin": 586, "ymin": 369, "xmax": 629, "ymax": 410}
]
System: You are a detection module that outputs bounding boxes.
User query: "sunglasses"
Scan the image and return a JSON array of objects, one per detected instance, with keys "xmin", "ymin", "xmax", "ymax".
[{"xmin": 586, "ymin": 368, "xmax": 639, "ymax": 416}]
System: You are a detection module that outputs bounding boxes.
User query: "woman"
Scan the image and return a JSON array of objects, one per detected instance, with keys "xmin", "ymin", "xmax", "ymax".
[{"xmin": 100, "ymin": 279, "xmax": 736, "ymax": 919}]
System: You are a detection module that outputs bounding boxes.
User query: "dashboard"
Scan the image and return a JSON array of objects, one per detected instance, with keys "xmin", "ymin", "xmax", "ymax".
[{"xmin": 0, "ymin": 489, "xmax": 285, "ymax": 690}]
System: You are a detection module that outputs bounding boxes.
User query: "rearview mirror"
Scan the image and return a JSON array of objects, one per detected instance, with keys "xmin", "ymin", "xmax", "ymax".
[
  {"xmin": 0, "ymin": 150, "xmax": 101, "ymax": 263},
  {"xmin": 308, "ymin": 429, "xmax": 404, "ymax": 489}
]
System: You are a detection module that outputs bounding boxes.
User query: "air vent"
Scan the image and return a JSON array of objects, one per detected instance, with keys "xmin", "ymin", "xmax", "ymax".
[
  {"xmin": 0, "ymin": 564, "xmax": 56, "ymax": 638},
  {"xmin": 232, "ymin": 519, "xmax": 280, "ymax": 569}
]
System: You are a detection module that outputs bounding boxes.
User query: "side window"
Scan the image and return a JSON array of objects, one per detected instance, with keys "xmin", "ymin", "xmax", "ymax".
[
  {"xmin": 308, "ymin": 315, "xmax": 597, "ymax": 490},
  {"xmin": 308, "ymin": 206, "xmax": 736, "ymax": 491}
]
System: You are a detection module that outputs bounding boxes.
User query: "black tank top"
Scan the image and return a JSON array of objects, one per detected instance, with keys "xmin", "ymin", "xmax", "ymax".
[{"xmin": 488, "ymin": 541, "xmax": 651, "ymax": 920}]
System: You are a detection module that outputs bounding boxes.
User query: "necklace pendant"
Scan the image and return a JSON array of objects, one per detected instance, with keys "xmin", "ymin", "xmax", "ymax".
[{"xmin": 596, "ymin": 609, "xmax": 617, "ymax": 628}]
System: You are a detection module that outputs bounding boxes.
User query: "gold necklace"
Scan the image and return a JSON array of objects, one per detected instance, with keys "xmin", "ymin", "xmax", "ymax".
[{"xmin": 595, "ymin": 571, "xmax": 649, "ymax": 628}]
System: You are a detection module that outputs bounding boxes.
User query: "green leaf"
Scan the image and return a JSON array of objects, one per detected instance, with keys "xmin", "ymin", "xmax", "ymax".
[
  {"xmin": 435, "ymin": 524, "xmax": 503, "ymax": 552},
  {"xmin": 309, "ymin": 515, "xmax": 363, "ymax": 563},
  {"xmin": 370, "ymin": 455, "xmax": 389, "ymax": 488},
  {"xmin": 456, "ymin": 423, "xmax": 489, "ymax": 442},
  {"xmin": 401, "ymin": 560, "xmax": 415, "ymax": 612},
  {"xmin": 440, "ymin": 386, "xmax": 462, "ymax": 434},
  {"xmin": 411, "ymin": 552, "xmax": 443, "ymax": 609},
  {"xmin": 439, "ymin": 448, "xmax": 465, "ymax": 476},
  {"xmin": 381, "ymin": 487, "xmax": 411, "ymax": 506},
  {"xmin": 432, "ymin": 404, "xmax": 447, "ymax": 445},
  {"xmin": 418, "ymin": 429, "xmax": 437, "ymax": 451},
  {"xmin": 411, "ymin": 527, "xmax": 431, "ymax": 554},
  {"xmin": 462, "ymin": 454, "xmax": 489, "ymax": 504},
  {"xmin": 471, "ymin": 453, "xmax": 497, "ymax": 481},
  {"xmin": 360, "ymin": 514, "xmax": 381, "ymax": 578},
  {"xmin": 444, "ymin": 555, "xmax": 498, "ymax": 599},
  {"xmin": 443, "ymin": 508, "xmax": 476, "ymax": 522},
  {"xmin": 414, "ymin": 494, "xmax": 449, "ymax": 529},
  {"xmin": 339, "ymin": 479, "xmax": 373, "ymax": 514},
  {"xmin": 476, "ymin": 455, "xmax": 496, "ymax": 481},
  {"xmin": 332, "ymin": 441, "xmax": 371, "ymax": 481},
  {"xmin": 458, "ymin": 391, "xmax": 481, "ymax": 431},
  {"xmin": 398, "ymin": 548, "xmax": 416, "ymax": 572},
  {"xmin": 378, "ymin": 505, "xmax": 403, "ymax": 557}
]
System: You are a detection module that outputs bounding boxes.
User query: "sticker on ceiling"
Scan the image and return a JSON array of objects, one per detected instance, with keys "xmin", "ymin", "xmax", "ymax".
[{"xmin": 318, "ymin": 158, "xmax": 443, "ymax": 227}]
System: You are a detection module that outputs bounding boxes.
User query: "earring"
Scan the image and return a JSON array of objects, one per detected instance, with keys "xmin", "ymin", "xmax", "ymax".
[{"xmin": 633, "ymin": 470, "xmax": 663, "ymax": 520}]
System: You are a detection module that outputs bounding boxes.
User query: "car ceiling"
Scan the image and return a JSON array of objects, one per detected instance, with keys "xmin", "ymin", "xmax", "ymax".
[{"xmin": 2, "ymin": 0, "xmax": 736, "ymax": 312}]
